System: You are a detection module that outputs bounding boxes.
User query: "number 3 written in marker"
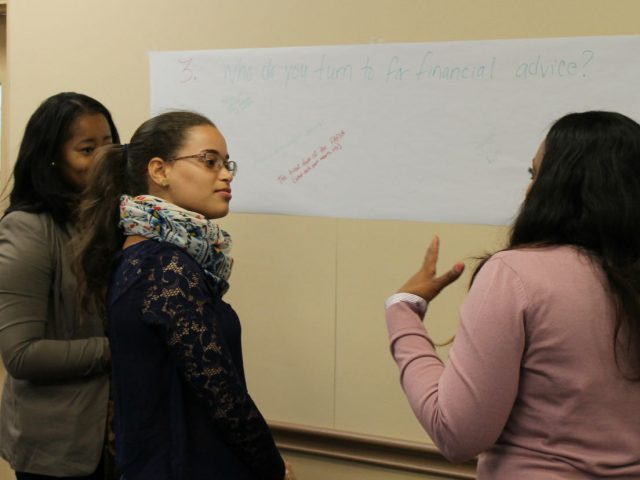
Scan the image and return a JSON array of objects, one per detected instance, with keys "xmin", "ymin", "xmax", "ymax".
[{"xmin": 179, "ymin": 58, "xmax": 195, "ymax": 83}]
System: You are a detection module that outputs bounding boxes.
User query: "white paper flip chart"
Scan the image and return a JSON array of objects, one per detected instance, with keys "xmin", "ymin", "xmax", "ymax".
[{"xmin": 150, "ymin": 36, "xmax": 640, "ymax": 225}]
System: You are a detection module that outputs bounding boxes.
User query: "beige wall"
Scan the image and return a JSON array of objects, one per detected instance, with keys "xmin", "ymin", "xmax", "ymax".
[{"xmin": 2, "ymin": 1, "xmax": 640, "ymax": 478}]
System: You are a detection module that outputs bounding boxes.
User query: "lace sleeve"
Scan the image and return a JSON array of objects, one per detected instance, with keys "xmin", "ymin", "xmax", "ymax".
[{"xmin": 140, "ymin": 249, "xmax": 285, "ymax": 480}]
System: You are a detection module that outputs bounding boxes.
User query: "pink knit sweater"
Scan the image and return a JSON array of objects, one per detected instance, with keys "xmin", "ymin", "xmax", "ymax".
[{"xmin": 386, "ymin": 246, "xmax": 640, "ymax": 479}]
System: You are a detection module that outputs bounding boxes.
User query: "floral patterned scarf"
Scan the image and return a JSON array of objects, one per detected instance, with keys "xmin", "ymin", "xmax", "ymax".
[{"xmin": 119, "ymin": 194, "xmax": 233, "ymax": 296}]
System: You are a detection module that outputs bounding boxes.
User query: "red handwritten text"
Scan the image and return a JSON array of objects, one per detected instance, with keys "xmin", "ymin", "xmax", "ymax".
[{"xmin": 277, "ymin": 130, "xmax": 346, "ymax": 185}]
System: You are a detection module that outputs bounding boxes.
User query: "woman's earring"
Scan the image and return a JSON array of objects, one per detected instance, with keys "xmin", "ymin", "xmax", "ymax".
[
  {"xmin": 160, "ymin": 178, "xmax": 170, "ymax": 187},
  {"xmin": 50, "ymin": 161, "xmax": 56, "ymax": 167}
]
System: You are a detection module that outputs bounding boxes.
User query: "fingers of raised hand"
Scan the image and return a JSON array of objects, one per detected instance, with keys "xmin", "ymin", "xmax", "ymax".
[
  {"xmin": 396, "ymin": 236, "xmax": 464, "ymax": 301},
  {"xmin": 435, "ymin": 262, "xmax": 465, "ymax": 291},
  {"xmin": 422, "ymin": 236, "xmax": 440, "ymax": 274}
]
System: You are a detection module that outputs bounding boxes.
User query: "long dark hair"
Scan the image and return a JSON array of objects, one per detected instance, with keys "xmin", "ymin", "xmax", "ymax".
[
  {"xmin": 73, "ymin": 111, "xmax": 215, "ymax": 317},
  {"xmin": 4, "ymin": 92, "xmax": 119, "ymax": 224},
  {"xmin": 477, "ymin": 111, "xmax": 640, "ymax": 378}
]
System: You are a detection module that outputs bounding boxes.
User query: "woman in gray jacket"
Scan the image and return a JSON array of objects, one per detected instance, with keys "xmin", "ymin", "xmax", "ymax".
[{"xmin": 0, "ymin": 92, "xmax": 119, "ymax": 479}]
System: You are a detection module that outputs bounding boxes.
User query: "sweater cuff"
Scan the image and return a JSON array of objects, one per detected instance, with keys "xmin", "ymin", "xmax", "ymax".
[{"xmin": 385, "ymin": 293, "xmax": 428, "ymax": 319}]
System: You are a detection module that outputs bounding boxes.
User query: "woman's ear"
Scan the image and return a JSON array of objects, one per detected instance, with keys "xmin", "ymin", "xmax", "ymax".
[{"xmin": 147, "ymin": 157, "xmax": 171, "ymax": 188}]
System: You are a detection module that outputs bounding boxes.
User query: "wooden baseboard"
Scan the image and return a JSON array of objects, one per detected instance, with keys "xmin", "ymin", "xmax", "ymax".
[{"xmin": 269, "ymin": 421, "xmax": 477, "ymax": 479}]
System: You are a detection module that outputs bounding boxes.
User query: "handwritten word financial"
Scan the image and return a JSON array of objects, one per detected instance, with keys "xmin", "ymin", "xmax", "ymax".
[
  {"xmin": 277, "ymin": 130, "xmax": 346, "ymax": 185},
  {"xmin": 413, "ymin": 52, "xmax": 496, "ymax": 81}
]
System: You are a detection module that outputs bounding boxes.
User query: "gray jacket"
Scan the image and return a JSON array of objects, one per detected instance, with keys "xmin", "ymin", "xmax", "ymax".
[{"xmin": 0, "ymin": 211, "xmax": 109, "ymax": 476}]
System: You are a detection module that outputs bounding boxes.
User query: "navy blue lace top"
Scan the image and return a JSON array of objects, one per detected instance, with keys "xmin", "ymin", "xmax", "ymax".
[{"xmin": 107, "ymin": 240, "xmax": 285, "ymax": 480}]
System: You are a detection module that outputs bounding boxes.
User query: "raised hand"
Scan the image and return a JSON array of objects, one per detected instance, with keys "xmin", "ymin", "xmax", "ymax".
[{"xmin": 397, "ymin": 236, "xmax": 465, "ymax": 302}]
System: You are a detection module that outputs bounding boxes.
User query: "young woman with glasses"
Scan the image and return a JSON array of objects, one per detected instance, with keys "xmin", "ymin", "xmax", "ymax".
[{"xmin": 73, "ymin": 111, "xmax": 295, "ymax": 480}]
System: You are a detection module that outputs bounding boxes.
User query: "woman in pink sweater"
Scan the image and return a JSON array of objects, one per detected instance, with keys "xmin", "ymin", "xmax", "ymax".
[{"xmin": 386, "ymin": 111, "xmax": 640, "ymax": 479}]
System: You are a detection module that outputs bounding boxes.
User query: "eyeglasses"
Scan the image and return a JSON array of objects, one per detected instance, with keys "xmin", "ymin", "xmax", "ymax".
[{"xmin": 172, "ymin": 151, "xmax": 237, "ymax": 176}]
